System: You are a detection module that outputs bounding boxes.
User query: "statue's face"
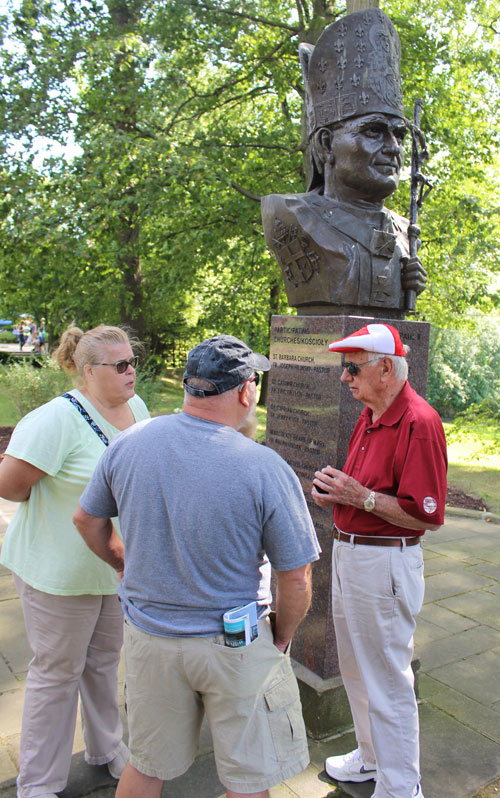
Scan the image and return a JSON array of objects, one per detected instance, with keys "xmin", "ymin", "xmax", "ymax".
[{"xmin": 326, "ymin": 113, "xmax": 407, "ymax": 203}]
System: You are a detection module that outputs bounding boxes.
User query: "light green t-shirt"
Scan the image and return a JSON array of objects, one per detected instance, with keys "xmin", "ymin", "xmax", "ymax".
[{"xmin": 0, "ymin": 389, "xmax": 149, "ymax": 595}]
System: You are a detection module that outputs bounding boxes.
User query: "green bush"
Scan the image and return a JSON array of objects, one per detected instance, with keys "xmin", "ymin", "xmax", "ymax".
[
  {"xmin": 0, "ymin": 357, "xmax": 163, "ymax": 423},
  {"xmin": 0, "ymin": 359, "xmax": 71, "ymax": 421},
  {"xmin": 134, "ymin": 363, "xmax": 163, "ymax": 413},
  {"xmin": 0, "ymin": 330, "xmax": 16, "ymax": 343}
]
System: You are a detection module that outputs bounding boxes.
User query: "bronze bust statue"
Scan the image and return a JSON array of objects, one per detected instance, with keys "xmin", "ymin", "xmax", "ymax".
[{"xmin": 262, "ymin": 9, "xmax": 426, "ymax": 318}]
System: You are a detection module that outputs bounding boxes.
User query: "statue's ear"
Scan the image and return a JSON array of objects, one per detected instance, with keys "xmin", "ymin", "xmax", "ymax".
[{"xmin": 317, "ymin": 128, "xmax": 335, "ymax": 164}]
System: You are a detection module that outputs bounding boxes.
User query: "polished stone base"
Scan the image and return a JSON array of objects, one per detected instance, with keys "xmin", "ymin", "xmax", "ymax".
[
  {"xmin": 293, "ymin": 660, "xmax": 353, "ymax": 740},
  {"xmin": 293, "ymin": 658, "xmax": 421, "ymax": 740}
]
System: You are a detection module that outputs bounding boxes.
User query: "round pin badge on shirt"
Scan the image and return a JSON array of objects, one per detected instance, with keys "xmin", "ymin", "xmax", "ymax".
[{"xmin": 423, "ymin": 496, "xmax": 437, "ymax": 514}]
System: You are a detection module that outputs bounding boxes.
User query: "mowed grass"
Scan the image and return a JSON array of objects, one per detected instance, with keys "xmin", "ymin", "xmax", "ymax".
[
  {"xmin": 443, "ymin": 422, "xmax": 500, "ymax": 514},
  {"xmin": 0, "ymin": 369, "xmax": 497, "ymax": 512}
]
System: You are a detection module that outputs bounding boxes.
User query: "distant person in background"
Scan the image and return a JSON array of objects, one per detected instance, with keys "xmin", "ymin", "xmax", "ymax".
[
  {"xmin": 18, "ymin": 324, "xmax": 26, "ymax": 351},
  {"xmin": 38, "ymin": 318, "xmax": 48, "ymax": 354},
  {"xmin": 34, "ymin": 326, "xmax": 46, "ymax": 355},
  {"xmin": 0, "ymin": 324, "xmax": 149, "ymax": 798}
]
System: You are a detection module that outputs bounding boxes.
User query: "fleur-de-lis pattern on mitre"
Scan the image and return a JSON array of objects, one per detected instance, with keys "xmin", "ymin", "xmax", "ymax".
[{"xmin": 302, "ymin": 8, "xmax": 404, "ymax": 135}]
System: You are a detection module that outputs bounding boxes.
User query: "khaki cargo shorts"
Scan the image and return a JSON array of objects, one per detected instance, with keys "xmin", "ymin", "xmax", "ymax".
[{"xmin": 123, "ymin": 617, "xmax": 309, "ymax": 793}]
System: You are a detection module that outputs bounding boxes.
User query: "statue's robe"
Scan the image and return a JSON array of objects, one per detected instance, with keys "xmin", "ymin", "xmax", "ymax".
[{"xmin": 262, "ymin": 191, "xmax": 410, "ymax": 317}]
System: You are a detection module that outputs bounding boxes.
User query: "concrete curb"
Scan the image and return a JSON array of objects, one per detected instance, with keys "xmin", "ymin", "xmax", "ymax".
[{"xmin": 445, "ymin": 505, "xmax": 500, "ymax": 525}]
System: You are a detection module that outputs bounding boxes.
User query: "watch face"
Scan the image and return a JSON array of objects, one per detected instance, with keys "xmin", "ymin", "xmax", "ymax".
[{"xmin": 364, "ymin": 492, "xmax": 375, "ymax": 511}]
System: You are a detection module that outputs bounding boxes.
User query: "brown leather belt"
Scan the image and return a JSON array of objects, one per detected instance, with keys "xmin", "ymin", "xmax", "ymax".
[{"xmin": 333, "ymin": 529, "xmax": 422, "ymax": 548}]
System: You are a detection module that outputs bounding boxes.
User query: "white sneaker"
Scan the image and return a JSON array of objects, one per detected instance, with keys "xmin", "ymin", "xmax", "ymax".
[
  {"xmin": 107, "ymin": 746, "xmax": 130, "ymax": 779},
  {"xmin": 324, "ymin": 748, "xmax": 377, "ymax": 782}
]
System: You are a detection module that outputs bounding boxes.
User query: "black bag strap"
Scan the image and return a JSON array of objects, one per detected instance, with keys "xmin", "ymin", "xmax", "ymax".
[{"xmin": 62, "ymin": 393, "xmax": 109, "ymax": 447}]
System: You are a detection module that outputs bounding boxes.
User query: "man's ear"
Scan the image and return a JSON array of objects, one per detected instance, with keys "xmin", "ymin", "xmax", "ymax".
[
  {"xmin": 238, "ymin": 382, "xmax": 251, "ymax": 408},
  {"xmin": 380, "ymin": 357, "xmax": 394, "ymax": 379}
]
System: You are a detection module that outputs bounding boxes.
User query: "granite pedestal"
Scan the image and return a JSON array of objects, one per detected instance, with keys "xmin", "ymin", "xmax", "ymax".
[{"xmin": 266, "ymin": 314, "xmax": 430, "ymax": 736}]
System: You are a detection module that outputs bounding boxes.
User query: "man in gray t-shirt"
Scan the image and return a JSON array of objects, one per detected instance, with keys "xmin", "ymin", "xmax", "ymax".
[{"xmin": 74, "ymin": 334, "xmax": 320, "ymax": 798}]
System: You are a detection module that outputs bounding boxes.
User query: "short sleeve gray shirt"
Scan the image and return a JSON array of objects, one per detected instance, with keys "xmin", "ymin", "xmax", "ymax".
[{"xmin": 80, "ymin": 412, "xmax": 321, "ymax": 637}]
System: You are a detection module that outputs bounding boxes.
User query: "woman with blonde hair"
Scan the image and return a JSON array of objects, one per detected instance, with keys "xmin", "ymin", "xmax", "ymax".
[{"xmin": 0, "ymin": 324, "xmax": 149, "ymax": 798}]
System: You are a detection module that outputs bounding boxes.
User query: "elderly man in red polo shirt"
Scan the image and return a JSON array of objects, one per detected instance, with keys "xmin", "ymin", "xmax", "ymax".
[{"xmin": 312, "ymin": 323, "xmax": 447, "ymax": 798}]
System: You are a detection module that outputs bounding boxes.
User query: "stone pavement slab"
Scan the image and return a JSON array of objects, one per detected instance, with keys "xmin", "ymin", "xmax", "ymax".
[
  {"xmin": 0, "ymin": 742, "xmax": 16, "ymax": 783},
  {"xmin": 0, "ymin": 598, "xmax": 31, "ymax": 677},
  {"xmin": 418, "ymin": 702, "xmax": 500, "ymax": 798},
  {"xmin": 426, "ymin": 649, "xmax": 500, "ymax": 707},
  {"xmin": 423, "ymin": 570, "xmax": 494, "ymax": 602},
  {"xmin": 419, "ymin": 673, "xmax": 500, "ymax": 744},
  {"xmin": 423, "ymin": 554, "xmax": 476, "ymax": 575},
  {"xmin": 437, "ymin": 591, "xmax": 500, "ymax": 631},
  {"xmin": 417, "ymin": 602, "xmax": 477, "ymax": 635},
  {"xmin": 0, "ymin": 575, "xmax": 17, "ymax": 603},
  {"xmin": 471, "ymin": 562, "xmax": 500, "ymax": 582},
  {"xmin": 416, "ymin": 624, "xmax": 500, "ymax": 671}
]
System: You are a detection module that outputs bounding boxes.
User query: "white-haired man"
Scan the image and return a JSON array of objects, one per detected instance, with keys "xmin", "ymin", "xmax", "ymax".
[
  {"xmin": 74, "ymin": 334, "xmax": 321, "ymax": 798},
  {"xmin": 312, "ymin": 323, "xmax": 447, "ymax": 798}
]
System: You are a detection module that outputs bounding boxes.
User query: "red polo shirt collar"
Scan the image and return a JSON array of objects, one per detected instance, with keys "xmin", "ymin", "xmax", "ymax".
[{"xmin": 362, "ymin": 380, "xmax": 411, "ymax": 430}]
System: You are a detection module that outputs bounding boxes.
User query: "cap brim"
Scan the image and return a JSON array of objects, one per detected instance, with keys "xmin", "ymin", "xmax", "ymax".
[
  {"xmin": 250, "ymin": 352, "xmax": 271, "ymax": 372},
  {"xmin": 328, "ymin": 343, "xmax": 367, "ymax": 353}
]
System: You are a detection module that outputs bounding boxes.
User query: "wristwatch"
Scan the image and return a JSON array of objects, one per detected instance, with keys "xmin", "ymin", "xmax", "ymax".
[{"xmin": 363, "ymin": 490, "xmax": 376, "ymax": 512}]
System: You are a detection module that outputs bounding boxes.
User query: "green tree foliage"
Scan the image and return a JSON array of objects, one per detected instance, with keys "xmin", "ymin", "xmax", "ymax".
[
  {"xmin": 0, "ymin": 0, "xmax": 498, "ymax": 357},
  {"xmin": 427, "ymin": 315, "xmax": 500, "ymax": 418},
  {"xmin": 388, "ymin": 0, "xmax": 500, "ymax": 322}
]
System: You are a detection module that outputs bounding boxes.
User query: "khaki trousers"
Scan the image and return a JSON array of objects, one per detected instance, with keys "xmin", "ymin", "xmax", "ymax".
[
  {"xmin": 332, "ymin": 539, "xmax": 425, "ymax": 798},
  {"xmin": 14, "ymin": 576, "xmax": 126, "ymax": 798}
]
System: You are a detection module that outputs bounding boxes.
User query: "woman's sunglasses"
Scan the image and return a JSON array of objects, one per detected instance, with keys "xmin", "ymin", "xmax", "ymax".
[{"xmin": 99, "ymin": 356, "xmax": 139, "ymax": 374}]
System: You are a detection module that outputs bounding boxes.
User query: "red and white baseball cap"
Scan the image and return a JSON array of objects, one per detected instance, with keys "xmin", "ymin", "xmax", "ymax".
[{"xmin": 328, "ymin": 323, "xmax": 406, "ymax": 357}]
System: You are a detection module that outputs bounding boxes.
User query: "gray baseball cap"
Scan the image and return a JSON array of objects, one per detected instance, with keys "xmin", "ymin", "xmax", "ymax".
[{"xmin": 183, "ymin": 335, "xmax": 270, "ymax": 397}]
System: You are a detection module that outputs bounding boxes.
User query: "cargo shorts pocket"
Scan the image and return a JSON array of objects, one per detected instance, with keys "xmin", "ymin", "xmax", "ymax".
[{"xmin": 264, "ymin": 672, "xmax": 307, "ymax": 763}]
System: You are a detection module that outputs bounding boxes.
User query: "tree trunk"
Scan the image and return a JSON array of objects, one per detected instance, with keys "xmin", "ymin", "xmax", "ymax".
[
  {"xmin": 108, "ymin": 0, "xmax": 145, "ymax": 340},
  {"xmin": 346, "ymin": 0, "xmax": 379, "ymax": 11},
  {"xmin": 259, "ymin": 279, "xmax": 281, "ymax": 407},
  {"xmin": 118, "ymin": 208, "xmax": 145, "ymax": 340}
]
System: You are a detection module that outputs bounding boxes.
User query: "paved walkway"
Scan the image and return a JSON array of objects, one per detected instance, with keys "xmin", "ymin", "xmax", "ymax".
[
  {"xmin": 1, "ymin": 499, "xmax": 500, "ymax": 798},
  {"xmin": 0, "ymin": 344, "xmax": 39, "ymax": 358}
]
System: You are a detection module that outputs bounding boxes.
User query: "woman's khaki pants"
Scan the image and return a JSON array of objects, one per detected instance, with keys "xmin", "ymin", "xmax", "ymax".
[{"xmin": 14, "ymin": 576, "xmax": 126, "ymax": 798}]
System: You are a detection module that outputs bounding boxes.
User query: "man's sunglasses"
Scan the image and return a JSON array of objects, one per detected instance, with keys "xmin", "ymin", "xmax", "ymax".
[
  {"xmin": 99, "ymin": 356, "xmax": 139, "ymax": 374},
  {"xmin": 342, "ymin": 359, "xmax": 380, "ymax": 376},
  {"xmin": 238, "ymin": 373, "xmax": 260, "ymax": 391}
]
